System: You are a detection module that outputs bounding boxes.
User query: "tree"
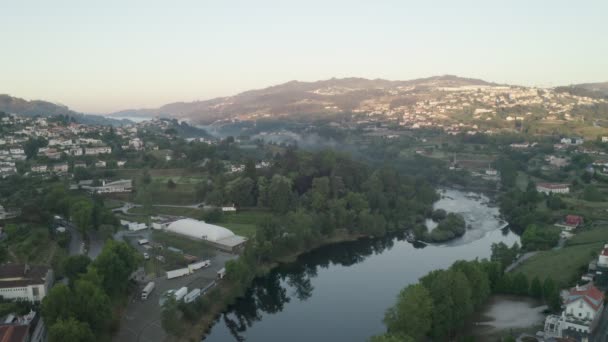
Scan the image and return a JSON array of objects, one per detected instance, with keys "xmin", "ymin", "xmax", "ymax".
[
  {"xmin": 161, "ymin": 297, "xmax": 183, "ymax": 336},
  {"xmin": 63, "ymin": 255, "xmax": 92, "ymax": 284},
  {"xmin": 42, "ymin": 284, "xmax": 72, "ymax": 326},
  {"xmin": 70, "ymin": 200, "xmax": 93, "ymax": 233},
  {"xmin": 368, "ymin": 334, "xmax": 414, "ymax": 342},
  {"xmin": 512, "ymin": 273, "xmax": 529, "ymax": 295},
  {"xmin": 530, "ymin": 276, "xmax": 543, "ymax": 298},
  {"xmin": 384, "ymin": 284, "xmax": 433, "ymax": 340},
  {"xmin": 451, "ymin": 261, "xmax": 490, "ymax": 308},
  {"xmin": 268, "ymin": 175, "xmax": 294, "ymax": 214},
  {"xmin": 226, "ymin": 177, "xmax": 255, "ymax": 207},
  {"xmin": 91, "ymin": 241, "xmax": 139, "ymax": 298},
  {"xmin": 543, "ymin": 278, "xmax": 561, "ymax": 311},
  {"xmin": 48, "ymin": 318, "xmax": 95, "ymax": 342},
  {"xmin": 72, "ymin": 280, "xmax": 112, "ymax": 333},
  {"xmin": 167, "ymin": 179, "xmax": 177, "ymax": 189}
]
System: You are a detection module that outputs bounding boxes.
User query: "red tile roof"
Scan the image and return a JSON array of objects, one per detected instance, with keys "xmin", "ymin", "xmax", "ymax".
[{"xmin": 566, "ymin": 284, "xmax": 604, "ymax": 312}]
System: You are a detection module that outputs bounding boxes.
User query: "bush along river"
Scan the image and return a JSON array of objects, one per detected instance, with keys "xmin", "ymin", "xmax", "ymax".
[{"xmin": 203, "ymin": 188, "xmax": 519, "ymax": 341}]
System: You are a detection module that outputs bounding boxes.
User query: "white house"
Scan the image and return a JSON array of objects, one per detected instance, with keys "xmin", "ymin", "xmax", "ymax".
[
  {"xmin": 545, "ymin": 283, "xmax": 604, "ymax": 339},
  {"xmin": 0, "ymin": 264, "xmax": 53, "ymax": 302},
  {"xmin": 536, "ymin": 183, "xmax": 570, "ymax": 194},
  {"xmin": 84, "ymin": 146, "xmax": 112, "ymax": 155},
  {"xmin": 69, "ymin": 147, "xmax": 83, "ymax": 156},
  {"xmin": 30, "ymin": 165, "xmax": 47, "ymax": 173},
  {"xmin": 83, "ymin": 179, "xmax": 132, "ymax": 194},
  {"xmin": 52, "ymin": 163, "xmax": 69, "ymax": 173}
]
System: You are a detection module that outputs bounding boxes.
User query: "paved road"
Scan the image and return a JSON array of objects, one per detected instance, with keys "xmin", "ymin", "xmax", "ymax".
[
  {"xmin": 592, "ymin": 305, "xmax": 608, "ymax": 342},
  {"xmin": 87, "ymin": 229, "xmax": 104, "ymax": 259},
  {"xmin": 505, "ymin": 251, "xmax": 539, "ymax": 273},
  {"xmin": 113, "ymin": 201, "xmax": 209, "ymax": 215},
  {"xmin": 67, "ymin": 225, "xmax": 85, "ymax": 256}
]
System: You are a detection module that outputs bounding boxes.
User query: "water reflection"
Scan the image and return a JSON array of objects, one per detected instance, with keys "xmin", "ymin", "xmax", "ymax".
[
  {"xmin": 205, "ymin": 189, "xmax": 519, "ymax": 342},
  {"xmin": 220, "ymin": 235, "xmax": 401, "ymax": 341}
]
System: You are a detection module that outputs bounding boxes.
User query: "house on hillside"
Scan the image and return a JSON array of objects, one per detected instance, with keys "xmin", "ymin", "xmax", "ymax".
[
  {"xmin": 544, "ymin": 283, "xmax": 604, "ymax": 340},
  {"xmin": 536, "ymin": 183, "xmax": 570, "ymax": 195},
  {"xmin": 555, "ymin": 215, "xmax": 584, "ymax": 232}
]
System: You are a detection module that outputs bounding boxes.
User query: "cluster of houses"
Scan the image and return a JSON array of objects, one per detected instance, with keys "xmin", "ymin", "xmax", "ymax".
[
  {"xmin": 344, "ymin": 84, "xmax": 607, "ymax": 136},
  {"xmin": 0, "ymin": 114, "xmax": 164, "ymax": 178}
]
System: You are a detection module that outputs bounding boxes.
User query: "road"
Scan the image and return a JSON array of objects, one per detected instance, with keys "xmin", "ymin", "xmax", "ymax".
[
  {"xmin": 505, "ymin": 251, "xmax": 539, "ymax": 273},
  {"xmin": 113, "ymin": 201, "xmax": 208, "ymax": 216},
  {"xmin": 592, "ymin": 305, "xmax": 608, "ymax": 342}
]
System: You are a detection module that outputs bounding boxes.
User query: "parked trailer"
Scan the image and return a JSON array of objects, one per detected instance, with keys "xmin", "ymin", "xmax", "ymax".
[
  {"xmin": 137, "ymin": 239, "xmax": 149, "ymax": 245},
  {"xmin": 166, "ymin": 268, "xmax": 190, "ymax": 279},
  {"xmin": 184, "ymin": 288, "xmax": 201, "ymax": 303},
  {"xmin": 141, "ymin": 282, "xmax": 155, "ymax": 300},
  {"xmin": 188, "ymin": 260, "xmax": 211, "ymax": 272},
  {"xmin": 174, "ymin": 287, "xmax": 188, "ymax": 301}
]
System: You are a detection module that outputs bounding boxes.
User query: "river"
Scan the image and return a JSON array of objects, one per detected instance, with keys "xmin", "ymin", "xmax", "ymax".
[{"xmin": 204, "ymin": 189, "xmax": 520, "ymax": 341}]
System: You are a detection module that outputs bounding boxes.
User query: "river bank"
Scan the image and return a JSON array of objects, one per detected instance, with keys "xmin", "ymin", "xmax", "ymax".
[
  {"xmin": 468, "ymin": 295, "xmax": 546, "ymax": 341},
  {"xmin": 170, "ymin": 230, "xmax": 368, "ymax": 342},
  {"xmin": 201, "ymin": 188, "xmax": 519, "ymax": 341}
]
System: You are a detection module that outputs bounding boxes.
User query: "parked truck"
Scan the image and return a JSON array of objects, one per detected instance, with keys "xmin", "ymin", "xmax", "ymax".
[
  {"xmin": 174, "ymin": 286, "xmax": 188, "ymax": 301},
  {"xmin": 166, "ymin": 267, "xmax": 190, "ymax": 279},
  {"xmin": 141, "ymin": 282, "xmax": 155, "ymax": 300},
  {"xmin": 184, "ymin": 288, "xmax": 201, "ymax": 303},
  {"xmin": 188, "ymin": 259, "xmax": 211, "ymax": 272}
]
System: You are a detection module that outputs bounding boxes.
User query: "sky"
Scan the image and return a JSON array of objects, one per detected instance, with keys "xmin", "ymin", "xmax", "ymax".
[{"xmin": 1, "ymin": 0, "xmax": 607, "ymax": 113}]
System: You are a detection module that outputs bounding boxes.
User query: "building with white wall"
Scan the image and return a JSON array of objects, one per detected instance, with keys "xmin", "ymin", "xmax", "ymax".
[
  {"xmin": 0, "ymin": 264, "xmax": 53, "ymax": 302},
  {"xmin": 545, "ymin": 283, "xmax": 604, "ymax": 340}
]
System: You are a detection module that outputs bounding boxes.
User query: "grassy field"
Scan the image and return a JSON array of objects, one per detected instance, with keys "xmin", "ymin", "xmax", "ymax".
[
  {"xmin": 515, "ymin": 226, "xmax": 608, "ymax": 286},
  {"xmin": 129, "ymin": 206, "xmax": 204, "ymax": 218},
  {"xmin": 103, "ymin": 198, "xmax": 123, "ymax": 209},
  {"xmin": 214, "ymin": 210, "xmax": 271, "ymax": 238},
  {"xmin": 561, "ymin": 197, "xmax": 608, "ymax": 220}
]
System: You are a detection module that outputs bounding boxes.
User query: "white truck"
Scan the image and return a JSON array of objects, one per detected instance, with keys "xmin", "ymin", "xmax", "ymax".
[
  {"xmin": 188, "ymin": 260, "xmax": 211, "ymax": 272},
  {"xmin": 141, "ymin": 282, "xmax": 155, "ymax": 300},
  {"xmin": 166, "ymin": 267, "xmax": 190, "ymax": 279},
  {"xmin": 137, "ymin": 239, "xmax": 149, "ymax": 245},
  {"xmin": 184, "ymin": 288, "xmax": 201, "ymax": 303},
  {"xmin": 174, "ymin": 287, "xmax": 188, "ymax": 301}
]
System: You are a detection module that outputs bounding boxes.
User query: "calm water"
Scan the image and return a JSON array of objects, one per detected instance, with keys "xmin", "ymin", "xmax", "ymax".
[{"xmin": 204, "ymin": 189, "xmax": 520, "ymax": 342}]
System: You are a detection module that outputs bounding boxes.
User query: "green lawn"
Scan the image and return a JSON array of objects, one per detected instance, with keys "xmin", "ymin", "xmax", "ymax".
[
  {"xmin": 129, "ymin": 206, "xmax": 204, "ymax": 218},
  {"xmin": 515, "ymin": 226, "xmax": 608, "ymax": 286},
  {"xmin": 216, "ymin": 222, "xmax": 256, "ymax": 238},
  {"xmin": 103, "ymin": 198, "xmax": 123, "ymax": 209},
  {"xmin": 214, "ymin": 210, "xmax": 270, "ymax": 238}
]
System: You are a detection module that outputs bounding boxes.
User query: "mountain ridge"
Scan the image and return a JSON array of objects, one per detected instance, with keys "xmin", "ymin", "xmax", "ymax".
[{"xmin": 109, "ymin": 75, "xmax": 499, "ymax": 123}]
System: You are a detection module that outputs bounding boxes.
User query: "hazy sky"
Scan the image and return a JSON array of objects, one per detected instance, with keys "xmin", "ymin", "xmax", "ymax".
[{"xmin": 1, "ymin": 0, "xmax": 607, "ymax": 113}]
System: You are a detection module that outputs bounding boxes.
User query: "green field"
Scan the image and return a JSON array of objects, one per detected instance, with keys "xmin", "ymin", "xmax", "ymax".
[
  {"xmin": 129, "ymin": 206, "xmax": 204, "ymax": 218},
  {"xmin": 515, "ymin": 226, "xmax": 608, "ymax": 286},
  {"xmin": 215, "ymin": 210, "xmax": 271, "ymax": 238}
]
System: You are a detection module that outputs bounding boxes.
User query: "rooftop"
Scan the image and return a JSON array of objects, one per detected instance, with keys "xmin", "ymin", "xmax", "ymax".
[{"xmin": 0, "ymin": 264, "xmax": 50, "ymax": 288}]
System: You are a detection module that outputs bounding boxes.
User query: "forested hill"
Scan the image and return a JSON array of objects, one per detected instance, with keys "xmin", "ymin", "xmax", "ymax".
[{"xmin": 0, "ymin": 94, "xmax": 129, "ymax": 126}]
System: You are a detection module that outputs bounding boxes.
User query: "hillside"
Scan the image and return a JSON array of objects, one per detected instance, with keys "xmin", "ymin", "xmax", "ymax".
[
  {"xmin": 0, "ymin": 94, "xmax": 127, "ymax": 126},
  {"xmin": 110, "ymin": 75, "xmax": 496, "ymax": 124},
  {"xmin": 555, "ymin": 82, "xmax": 608, "ymax": 99}
]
